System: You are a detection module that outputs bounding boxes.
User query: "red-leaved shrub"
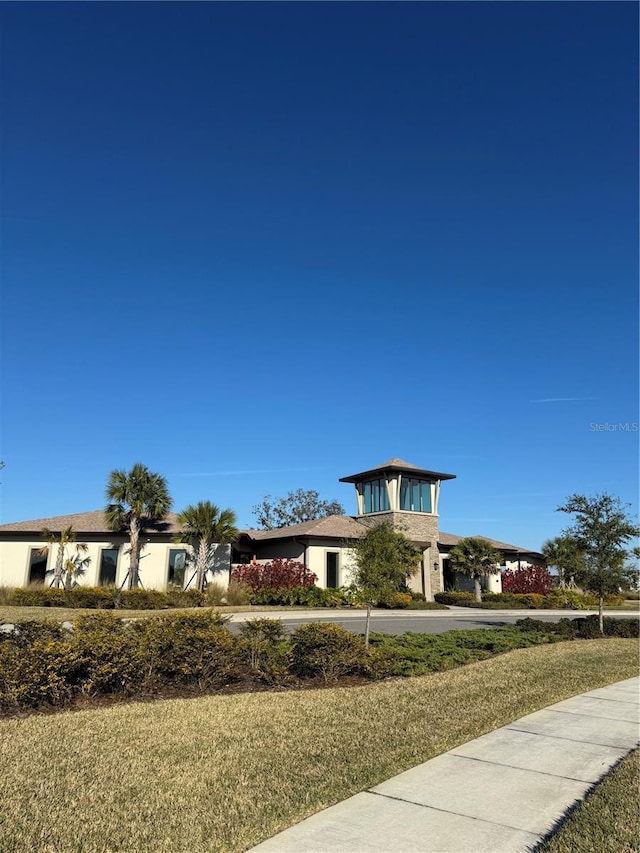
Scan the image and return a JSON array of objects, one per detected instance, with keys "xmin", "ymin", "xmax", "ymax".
[
  {"xmin": 502, "ymin": 565, "xmax": 553, "ymax": 595},
  {"xmin": 231, "ymin": 559, "xmax": 318, "ymax": 592}
]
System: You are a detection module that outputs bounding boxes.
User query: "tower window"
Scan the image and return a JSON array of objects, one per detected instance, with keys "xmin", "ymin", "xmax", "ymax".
[
  {"xmin": 362, "ymin": 479, "xmax": 390, "ymax": 513},
  {"xmin": 399, "ymin": 478, "xmax": 432, "ymax": 513}
]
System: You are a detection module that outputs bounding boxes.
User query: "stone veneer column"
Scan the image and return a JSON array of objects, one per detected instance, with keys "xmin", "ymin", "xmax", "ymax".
[{"xmin": 356, "ymin": 511, "xmax": 442, "ymax": 599}]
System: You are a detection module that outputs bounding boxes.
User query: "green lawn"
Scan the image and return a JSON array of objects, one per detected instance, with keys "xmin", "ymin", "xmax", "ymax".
[
  {"xmin": 0, "ymin": 639, "xmax": 636, "ymax": 853},
  {"xmin": 541, "ymin": 750, "xmax": 640, "ymax": 853}
]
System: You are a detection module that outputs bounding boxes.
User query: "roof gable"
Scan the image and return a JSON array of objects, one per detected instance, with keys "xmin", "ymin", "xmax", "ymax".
[{"xmin": 243, "ymin": 515, "xmax": 369, "ymax": 541}]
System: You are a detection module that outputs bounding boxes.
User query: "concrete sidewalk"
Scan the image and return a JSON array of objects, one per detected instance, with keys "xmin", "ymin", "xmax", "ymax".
[{"xmin": 249, "ymin": 676, "xmax": 640, "ymax": 853}]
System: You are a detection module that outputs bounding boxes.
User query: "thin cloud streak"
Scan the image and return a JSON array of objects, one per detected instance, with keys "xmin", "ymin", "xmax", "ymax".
[
  {"xmin": 529, "ymin": 397, "xmax": 598, "ymax": 404},
  {"xmin": 173, "ymin": 466, "xmax": 327, "ymax": 478}
]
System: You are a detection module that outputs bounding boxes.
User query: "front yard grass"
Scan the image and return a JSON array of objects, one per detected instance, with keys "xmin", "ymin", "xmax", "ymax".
[
  {"xmin": 0, "ymin": 639, "xmax": 636, "ymax": 853},
  {"xmin": 0, "ymin": 603, "xmax": 305, "ymax": 623},
  {"xmin": 540, "ymin": 749, "xmax": 640, "ymax": 853}
]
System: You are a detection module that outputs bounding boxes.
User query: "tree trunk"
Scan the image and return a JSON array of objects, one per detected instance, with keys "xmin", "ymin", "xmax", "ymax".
[
  {"xmin": 474, "ymin": 576, "xmax": 482, "ymax": 603},
  {"xmin": 364, "ymin": 603, "xmax": 372, "ymax": 647},
  {"xmin": 53, "ymin": 545, "xmax": 65, "ymax": 589},
  {"xmin": 129, "ymin": 519, "xmax": 140, "ymax": 589},
  {"xmin": 196, "ymin": 538, "xmax": 208, "ymax": 591},
  {"xmin": 599, "ymin": 593, "xmax": 604, "ymax": 635}
]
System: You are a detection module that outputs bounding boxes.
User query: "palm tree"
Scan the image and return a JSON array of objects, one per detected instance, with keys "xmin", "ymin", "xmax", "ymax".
[
  {"xmin": 176, "ymin": 501, "xmax": 238, "ymax": 591},
  {"xmin": 448, "ymin": 537, "xmax": 502, "ymax": 603},
  {"xmin": 542, "ymin": 536, "xmax": 584, "ymax": 589},
  {"xmin": 41, "ymin": 525, "xmax": 79, "ymax": 589},
  {"xmin": 105, "ymin": 463, "xmax": 172, "ymax": 589},
  {"xmin": 63, "ymin": 542, "xmax": 91, "ymax": 588}
]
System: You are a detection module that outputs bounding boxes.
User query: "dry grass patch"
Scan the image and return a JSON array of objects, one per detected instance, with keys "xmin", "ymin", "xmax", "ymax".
[
  {"xmin": 0, "ymin": 640, "xmax": 637, "ymax": 853},
  {"xmin": 540, "ymin": 749, "xmax": 640, "ymax": 853},
  {"xmin": 0, "ymin": 604, "xmax": 300, "ymax": 623}
]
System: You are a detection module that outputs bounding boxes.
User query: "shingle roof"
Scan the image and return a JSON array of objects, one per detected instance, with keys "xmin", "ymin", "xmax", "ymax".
[
  {"xmin": 244, "ymin": 515, "xmax": 369, "ymax": 541},
  {"xmin": 0, "ymin": 511, "xmax": 540, "ymax": 557},
  {"xmin": 439, "ymin": 531, "xmax": 541, "ymax": 556},
  {"xmin": 339, "ymin": 458, "xmax": 456, "ymax": 483},
  {"xmin": 0, "ymin": 510, "xmax": 183, "ymax": 535}
]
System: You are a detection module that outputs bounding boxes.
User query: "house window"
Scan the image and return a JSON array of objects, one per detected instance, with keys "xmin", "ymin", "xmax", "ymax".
[
  {"xmin": 28, "ymin": 547, "xmax": 48, "ymax": 584},
  {"xmin": 362, "ymin": 479, "xmax": 390, "ymax": 513},
  {"xmin": 399, "ymin": 478, "xmax": 432, "ymax": 513},
  {"xmin": 98, "ymin": 548, "xmax": 119, "ymax": 586},
  {"xmin": 168, "ymin": 549, "xmax": 188, "ymax": 587},
  {"xmin": 326, "ymin": 552, "xmax": 339, "ymax": 588}
]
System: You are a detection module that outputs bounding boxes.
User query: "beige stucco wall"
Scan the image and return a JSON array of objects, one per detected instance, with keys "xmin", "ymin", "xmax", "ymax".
[
  {"xmin": 305, "ymin": 540, "xmax": 356, "ymax": 588},
  {"xmin": 0, "ymin": 538, "xmax": 231, "ymax": 590},
  {"xmin": 448, "ymin": 570, "xmax": 503, "ymax": 594}
]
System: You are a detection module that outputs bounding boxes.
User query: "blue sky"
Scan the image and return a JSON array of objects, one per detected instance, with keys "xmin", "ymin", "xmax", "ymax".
[{"xmin": 1, "ymin": 2, "xmax": 637, "ymax": 549}]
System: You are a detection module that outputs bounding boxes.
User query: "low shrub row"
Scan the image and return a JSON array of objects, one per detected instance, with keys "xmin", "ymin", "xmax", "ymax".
[
  {"xmin": 2, "ymin": 612, "xmax": 637, "ymax": 714},
  {"xmin": 2, "ymin": 584, "xmax": 443, "ymax": 611},
  {"xmin": 434, "ymin": 590, "xmax": 625, "ymax": 610},
  {"xmin": 246, "ymin": 587, "xmax": 447, "ymax": 609},
  {"xmin": 369, "ymin": 625, "xmax": 563, "ymax": 676},
  {"xmin": 6, "ymin": 586, "xmax": 207, "ymax": 610},
  {"xmin": 515, "ymin": 615, "xmax": 639, "ymax": 640},
  {"xmin": 0, "ymin": 614, "xmax": 381, "ymax": 710},
  {"xmin": 248, "ymin": 585, "xmax": 349, "ymax": 607}
]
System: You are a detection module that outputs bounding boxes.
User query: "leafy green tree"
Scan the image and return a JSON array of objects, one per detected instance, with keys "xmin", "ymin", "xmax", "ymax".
[
  {"xmin": 105, "ymin": 463, "xmax": 172, "ymax": 589},
  {"xmin": 447, "ymin": 537, "xmax": 502, "ymax": 603},
  {"xmin": 253, "ymin": 489, "xmax": 345, "ymax": 530},
  {"xmin": 176, "ymin": 501, "xmax": 239, "ymax": 591},
  {"xmin": 351, "ymin": 522, "xmax": 422, "ymax": 645},
  {"xmin": 558, "ymin": 493, "xmax": 640, "ymax": 633},
  {"xmin": 541, "ymin": 535, "xmax": 585, "ymax": 589},
  {"xmin": 41, "ymin": 525, "xmax": 85, "ymax": 589}
]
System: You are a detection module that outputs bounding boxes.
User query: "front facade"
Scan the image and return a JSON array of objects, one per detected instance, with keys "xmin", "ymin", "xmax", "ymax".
[
  {"xmin": 0, "ymin": 511, "xmax": 231, "ymax": 591},
  {"xmin": 0, "ymin": 458, "xmax": 542, "ymax": 597}
]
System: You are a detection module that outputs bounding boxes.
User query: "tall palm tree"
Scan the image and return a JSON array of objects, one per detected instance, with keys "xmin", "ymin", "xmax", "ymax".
[
  {"xmin": 105, "ymin": 463, "xmax": 172, "ymax": 589},
  {"xmin": 41, "ymin": 525, "xmax": 78, "ymax": 589},
  {"xmin": 176, "ymin": 501, "xmax": 238, "ymax": 591}
]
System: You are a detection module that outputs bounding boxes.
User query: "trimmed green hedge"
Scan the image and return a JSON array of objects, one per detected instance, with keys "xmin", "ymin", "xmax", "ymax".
[
  {"xmin": 248, "ymin": 586, "xmax": 350, "ymax": 607},
  {"xmin": 5, "ymin": 586, "xmax": 206, "ymax": 610},
  {"xmin": 434, "ymin": 590, "xmax": 604, "ymax": 610}
]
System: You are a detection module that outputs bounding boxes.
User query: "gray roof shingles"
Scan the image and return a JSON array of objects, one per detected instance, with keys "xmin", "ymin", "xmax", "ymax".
[
  {"xmin": 339, "ymin": 457, "xmax": 456, "ymax": 483},
  {"xmin": 0, "ymin": 512, "xmax": 539, "ymax": 555},
  {"xmin": 0, "ymin": 510, "xmax": 183, "ymax": 535}
]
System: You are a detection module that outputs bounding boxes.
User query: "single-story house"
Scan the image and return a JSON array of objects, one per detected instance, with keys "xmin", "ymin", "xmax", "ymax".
[{"xmin": 0, "ymin": 458, "xmax": 542, "ymax": 598}]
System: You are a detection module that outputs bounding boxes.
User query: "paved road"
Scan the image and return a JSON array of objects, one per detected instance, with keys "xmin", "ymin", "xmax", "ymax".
[{"xmin": 228, "ymin": 606, "xmax": 639, "ymax": 636}]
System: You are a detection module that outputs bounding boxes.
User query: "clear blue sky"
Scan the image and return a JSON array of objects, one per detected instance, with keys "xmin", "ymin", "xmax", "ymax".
[{"xmin": 1, "ymin": 2, "xmax": 638, "ymax": 550}]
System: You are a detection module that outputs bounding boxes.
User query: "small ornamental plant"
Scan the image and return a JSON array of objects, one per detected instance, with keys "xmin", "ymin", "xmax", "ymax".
[
  {"xmin": 502, "ymin": 565, "xmax": 554, "ymax": 595},
  {"xmin": 231, "ymin": 558, "xmax": 317, "ymax": 591}
]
